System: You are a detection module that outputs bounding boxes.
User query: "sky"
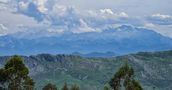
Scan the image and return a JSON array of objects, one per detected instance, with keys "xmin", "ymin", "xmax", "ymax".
[{"xmin": 0, "ymin": 0, "xmax": 172, "ymax": 38}]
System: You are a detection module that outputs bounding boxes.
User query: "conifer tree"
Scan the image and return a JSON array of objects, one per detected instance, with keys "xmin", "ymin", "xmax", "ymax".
[
  {"xmin": 42, "ymin": 83, "xmax": 58, "ymax": 90},
  {"xmin": 103, "ymin": 86, "xmax": 109, "ymax": 90},
  {"xmin": 61, "ymin": 82, "xmax": 68, "ymax": 90},
  {"xmin": 0, "ymin": 55, "xmax": 35, "ymax": 90},
  {"xmin": 70, "ymin": 84, "xmax": 79, "ymax": 90},
  {"xmin": 109, "ymin": 63, "xmax": 142, "ymax": 90}
]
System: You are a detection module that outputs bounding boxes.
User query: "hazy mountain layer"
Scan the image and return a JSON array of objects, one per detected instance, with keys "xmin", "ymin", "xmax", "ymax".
[{"xmin": 1, "ymin": 25, "xmax": 172, "ymax": 56}]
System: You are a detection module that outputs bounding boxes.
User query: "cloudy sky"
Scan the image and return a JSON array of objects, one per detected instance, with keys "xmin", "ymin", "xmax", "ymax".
[{"xmin": 0, "ymin": 0, "xmax": 172, "ymax": 38}]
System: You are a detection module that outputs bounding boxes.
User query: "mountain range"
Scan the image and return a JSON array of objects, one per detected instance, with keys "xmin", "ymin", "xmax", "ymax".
[
  {"xmin": 71, "ymin": 51, "xmax": 116, "ymax": 58},
  {"xmin": 0, "ymin": 25, "xmax": 172, "ymax": 56},
  {"xmin": 0, "ymin": 50, "xmax": 172, "ymax": 90}
]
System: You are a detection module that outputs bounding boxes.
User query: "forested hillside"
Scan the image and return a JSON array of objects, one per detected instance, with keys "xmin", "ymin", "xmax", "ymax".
[{"xmin": 0, "ymin": 50, "xmax": 172, "ymax": 90}]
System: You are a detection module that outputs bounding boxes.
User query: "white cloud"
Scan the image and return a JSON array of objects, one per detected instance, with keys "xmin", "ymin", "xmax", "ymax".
[
  {"xmin": 0, "ymin": 24, "xmax": 8, "ymax": 30},
  {"xmin": 147, "ymin": 14, "xmax": 172, "ymax": 25},
  {"xmin": 100, "ymin": 9, "xmax": 114, "ymax": 15},
  {"xmin": 0, "ymin": 24, "xmax": 8, "ymax": 36},
  {"xmin": 144, "ymin": 20, "xmax": 172, "ymax": 38},
  {"xmin": 99, "ymin": 9, "xmax": 128, "ymax": 18},
  {"xmin": 33, "ymin": 0, "xmax": 48, "ymax": 13},
  {"xmin": 47, "ymin": 29, "xmax": 64, "ymax": 34},
  {"xmin": 52, "ymin": 4, "xmax": 68, "ymax": 16},
  {"xmin": 144, "ymin": 24, "xmax": 172, "ymax": 38},
  {"xmin": 1, "ymin": 0, "xmax": 172, "ymax": 38},
  {"xmin": 0, "ymin": 3, "xmax": 8, "ymax": 11},
  {"xmin": 152, "ymin": 14, "xmax": 172, "ymax": 19},
  {"xmin": 56, "ymin": 0, "xmax": 172, "ymax": 16},
  {"xmin": 118, "ymin": 12, "xmax": 129, "ymax": 18},
  {"xmin": 18, "ymin": 1, "xmax": 29, "ymax": 11},
  {"xmin": 144, "ymin": 23, "xmax": 155, "ymax": 28},
  {"xmin": 0, "ymin": 0, "xmax": 9, "ymax": 3},
  {"xmin": 73, "ymin": 19, "xmax": 101, "ymax": 34},
  {"xmin": 0, "ymin": 10, "xmax": 43, "ymax": 35}
]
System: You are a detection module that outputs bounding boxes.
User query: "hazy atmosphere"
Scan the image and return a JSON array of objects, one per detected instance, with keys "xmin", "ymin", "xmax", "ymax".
[{"xmin": 0, "ymin": 0, "xmax": 172, "ymax": 90}]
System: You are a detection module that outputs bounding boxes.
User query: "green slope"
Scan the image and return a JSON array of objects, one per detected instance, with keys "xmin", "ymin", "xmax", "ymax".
[{"xmin": 0, "ymin": 50, "xmax": 172, "ymax": 90}]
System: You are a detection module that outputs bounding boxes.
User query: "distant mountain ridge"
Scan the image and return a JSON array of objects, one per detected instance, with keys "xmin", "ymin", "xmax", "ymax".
[
  {"xmin": 0, "ymin": 50, "xmax": 172, "ymax": 90},
  {"xmin": 0, "ymin": 25, "xmax": 172, "ymax": 55},
  {"xmin": 72, "ymin": 51, "xmax": 116, "ymax": 57}
]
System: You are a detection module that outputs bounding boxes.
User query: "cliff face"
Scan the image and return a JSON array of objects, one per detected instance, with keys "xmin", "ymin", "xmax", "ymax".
[{"xmin": 0, "ymin": 51, "xmax": 172, "ymax": 90}]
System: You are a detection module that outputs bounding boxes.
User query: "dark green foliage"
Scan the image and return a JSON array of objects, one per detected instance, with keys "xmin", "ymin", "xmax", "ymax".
[
  {"xmin": 24, "ymin": 77, "xmax": 35, "ymax": 90},
  {"xmin": 109, "ymin": 63, "xmax": 143, "ymax": 90},
  {"xmin": 103, "ymin": 86, "xmax": 109, "ymax": 90},
  {"xmin": 42, "ymin": 83, "xmax": 58, "ymax": 90},
  {"xmin": 0, "ymin": 69, "xmax": 7, "ymax": 84},
  {"xmin": 61, "ymin": 82, "xmax": 68, "ymax": 90},
  {"xmin": 0, "ymin": 55, "xmax": 35, "ymax": 90},
  {"xmin": 131, "ymin": 80, "xmax": 143, "ymax": 90},
  {"xmin": 0, "ymin": 69, "xmax": 7, "ymax": 90},
  {"xmin": 70, "ymin": 84, "xmax": 79, "ymax": 90},
  {"xmin": 0, "ymin": 87, "xmax": 5, "ymax": 90}
]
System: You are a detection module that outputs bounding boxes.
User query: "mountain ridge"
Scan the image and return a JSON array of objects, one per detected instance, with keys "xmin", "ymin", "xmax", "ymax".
[
  {"xmin": 1, "ymin": 25, "xmax": 172, "ymax": 56},
  {"xmin": 0, "ymin": 50, "xmax": 172, "ymax": 90}
]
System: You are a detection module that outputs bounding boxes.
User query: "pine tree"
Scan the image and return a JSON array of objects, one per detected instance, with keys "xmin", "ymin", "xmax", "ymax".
[
  {"xmin": 0, "ymin": 69, "xmax": 7, "ymax": 89},
  {"xmin": 103, "ymin": 86, "xmax": 109, "ymax": 90},
  {"xmin": 61, "ymin": 82, "xmax": 68, "ymax": 90},
  {"xmin": 42, "ymin": 83, "xmax": 58, "ymax": 90},
  {"xmin": 109, "ymin": 63, "xmax": 143, "ymax": 90},
  {"xmin": 0, "ymin": 55, "xmax": 35, "ymax": 90},
  {"xmin": 70, "ymin": 84, "xmax": 79, "ymax": 90}
]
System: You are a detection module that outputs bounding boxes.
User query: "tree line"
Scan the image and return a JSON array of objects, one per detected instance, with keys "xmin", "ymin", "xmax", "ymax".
[{"xmin": 0, "ymin": 56, "xmax": 142, "ymax": 90}]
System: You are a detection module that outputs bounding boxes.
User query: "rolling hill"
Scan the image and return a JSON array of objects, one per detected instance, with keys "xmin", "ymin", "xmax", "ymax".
[{"xmin": 0, "ymin": 50, "xmax": 172, "ymax": 90}]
